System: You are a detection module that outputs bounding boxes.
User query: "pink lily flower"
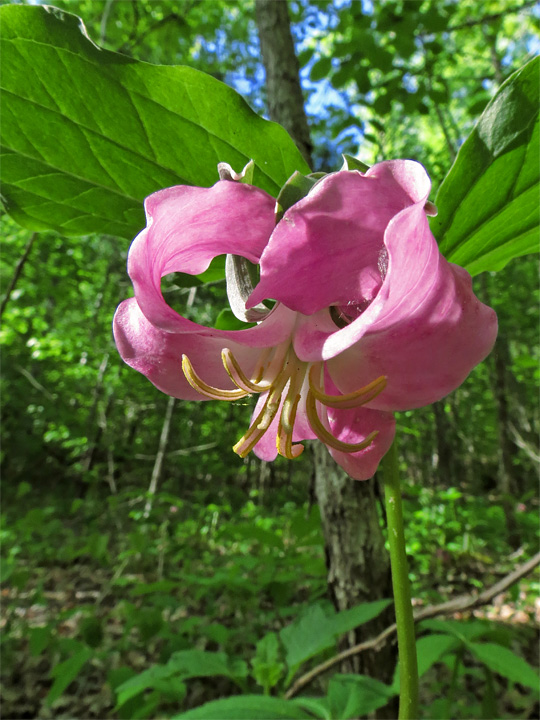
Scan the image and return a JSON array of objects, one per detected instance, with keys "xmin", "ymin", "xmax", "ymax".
[{"xmin": 113, "ymin": 160, "xmax": 497, "ymax": 480}]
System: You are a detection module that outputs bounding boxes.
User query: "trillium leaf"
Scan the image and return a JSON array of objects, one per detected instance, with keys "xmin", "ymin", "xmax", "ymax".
[
  {"xmin": 0, "ymin": 5, "xmax": 310, "ymax": 240},
  {"xmin": 432, "ymin": 56, "xmax": 539, "ymax": 274}
]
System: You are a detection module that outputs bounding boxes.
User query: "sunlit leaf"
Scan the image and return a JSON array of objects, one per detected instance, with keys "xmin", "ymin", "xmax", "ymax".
[
  {"xmin": 433, "ymin": 56, "xmax": 539, "ymax": 274},
  {"xmin": 0, "ymin": 5, "xmax": 310, "ymax": 239}
]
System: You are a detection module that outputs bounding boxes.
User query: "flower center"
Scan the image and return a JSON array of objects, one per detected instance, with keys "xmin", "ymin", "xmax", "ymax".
[{"xmin": 182, "ymin": 346, "xmax": 386, "ymax": 460}]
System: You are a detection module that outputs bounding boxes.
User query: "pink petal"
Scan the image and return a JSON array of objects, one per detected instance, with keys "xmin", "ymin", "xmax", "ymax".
[
  {"xmin": 129, "ymin": 181, "xmax": 276, "ymax": 333},
  {"xmin": 326, "ymin": 405, "xmax": 396, "ymax": 481},
  {"xmin": 305, "ymin": 203, "xmax": 498, "ymax": 410},
  {"xmin": 114, "ymin": 298, "xmax": 270, "ymax": 400},
  {"xmin": 248, "ymin": 160, "xmax": 430, "ymax": 315},
  {"xmin": 312, "ymin": 371, "xmax": 395, "ymax": 480}
]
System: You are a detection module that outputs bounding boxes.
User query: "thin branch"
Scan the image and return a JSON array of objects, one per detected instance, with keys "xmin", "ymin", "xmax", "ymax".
[
  {"xmin": 143, "ymin": 286, "xmax": 197, "ymax": 518},
  {"xmin": 99, "ymin": 0, "xmax": 115, "ymax": 45},
  {"xmin": 509, "ymin": 423, "xmax": 540, "ymax": 464},
  {"xmin": 15, "ymin": 364, "xmax": 55, "ymax": 401},
  {"xmin": 424, "ymin": 69, "xmax": 457, "ymax": 161},
  {"xmin": 1, "ymin": 233, "xmax": 37, "ymax": 320},
  {"xmin": 133, "ymin": 441, "xmax": 217, "ymax": 460},
  {"xmin": 143, "ymin": 395, "xmax": 176, "ymax": 519},
  {"xmin": 433, "ymin": 102, "xmax": 457, "ymax": 162},
  {"xmin": 285, "ymin": 551, "xmax": 540, "ymax": 699}
]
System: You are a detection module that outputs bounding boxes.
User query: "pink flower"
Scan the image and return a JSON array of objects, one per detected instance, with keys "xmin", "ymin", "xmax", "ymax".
[{"xmin": 113, "ymin": 161, "xmax": 497, "ymax": 480}]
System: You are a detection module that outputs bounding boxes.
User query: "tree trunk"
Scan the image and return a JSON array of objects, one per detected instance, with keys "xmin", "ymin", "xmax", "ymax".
[
  {"xmin": 254, "ymin": 0, "xmax": 313, "ymax": 166},
  {"xmin": 478, "ymin": 277, "xmax": 520, "ymax": 546},
  {"xmin": 313, "ymin": 444, "xmax": 395, "ymax": 685},
  {"xmin": 492, "ymin": 335, "xmax": 521, "ymax": 547},
  {"xmin": 432, "ymin": 399, "xmax": 455, "ymax": 486}
]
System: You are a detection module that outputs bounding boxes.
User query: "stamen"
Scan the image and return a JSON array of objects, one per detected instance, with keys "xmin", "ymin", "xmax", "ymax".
[
  {"xmin": 276, "ymin": 356, "xmax": 307, "ymax": 459},
  {"xmin": 305, "ymin": 390, "xmax": 378, "ymax": 454},
  {"xmin": 222, "ymin": 348, "xmax": 272, "ymax": 393},
  {"xmin": 185, "ymin": 344, "xmax": 385, "ymax": 461},
  {"xmin": 233, "ymin": 362, "xmax": 292, "ymax": 458},
  {"xmin": 308, "ymin": 364, "xmax": 386, "ymax": 409},
  {"xmin": 182, "ymin": 355, "xmax": 249, "ymax": 401},
  {"xmin": 277, "ymin": 392, "xmax": 304, "ymax": 459},
  {"xmin": 258, "ymin": 343, "xmax": 290, "ymax": 385},
  {"xmin": 251, "ymin": 347, "xmax": 274, "ymax": 384},
  {"xmin": 233, "ymin": 386, "xmax": 282, "ymax": 457}
]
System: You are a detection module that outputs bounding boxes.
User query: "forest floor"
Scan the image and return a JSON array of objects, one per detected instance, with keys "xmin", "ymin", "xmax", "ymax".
[{"xmin": 2, "ymin": 558, "xmax": 539, "ymax": 720}]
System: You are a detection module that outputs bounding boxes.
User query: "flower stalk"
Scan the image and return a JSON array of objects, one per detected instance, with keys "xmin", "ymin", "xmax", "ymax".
[{"xmin": 382, "ymin": 438, "xmax": 419, "ymax": 720}]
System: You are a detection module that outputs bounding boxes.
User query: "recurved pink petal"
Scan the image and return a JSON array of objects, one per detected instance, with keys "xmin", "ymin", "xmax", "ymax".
[
  {"xmin": 113, "ymin": 298, "xmax": 268, "ymax": 400},
  {"xmin": 248, "ymin": 160, "xmax": 430, "ymax": 315},
  {"xmin": 128, "ymin": 181, "xmax": 276, "ymax": 333},
  {"xmin": 322, "ymin": 205, "xmax": 498, "ymax": 410}
]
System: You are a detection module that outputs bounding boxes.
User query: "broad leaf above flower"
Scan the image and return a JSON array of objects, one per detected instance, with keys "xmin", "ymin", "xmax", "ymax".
[{"xmin": 113, "ymin": 160, "xmax": 497, "ymax": 480}]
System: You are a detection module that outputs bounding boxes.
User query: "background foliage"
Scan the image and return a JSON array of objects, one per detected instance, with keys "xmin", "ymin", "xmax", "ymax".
[{"xmin": 1, "ymin": 1, "xmax": 539, "ymax": 718}]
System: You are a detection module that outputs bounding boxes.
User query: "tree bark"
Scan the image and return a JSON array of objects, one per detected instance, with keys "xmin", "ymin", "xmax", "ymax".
[
  {"xmin": 254, "ymin": 0, "xmax": 313, "ymax": 167},
  {"xmin": 492, "ymin": 335, "xmax": 521, "ymax": 547},
  {"xmin": 432, "ymin": 399, "xmax": 455, "ymax": 486},
  {"xmin": 313, "ymin": 444, "xmax": 395, "ymax": 686}
]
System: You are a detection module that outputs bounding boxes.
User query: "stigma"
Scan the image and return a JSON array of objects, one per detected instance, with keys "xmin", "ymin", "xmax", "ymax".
[{"xmin": 182, "ymin": 345, "xmax": 386, "ymax": 460}]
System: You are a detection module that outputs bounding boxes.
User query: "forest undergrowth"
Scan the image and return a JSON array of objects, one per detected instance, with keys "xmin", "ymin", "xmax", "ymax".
[{"xmin": 2, "ymin": 475, "xmax": 538, "ymax": 719}]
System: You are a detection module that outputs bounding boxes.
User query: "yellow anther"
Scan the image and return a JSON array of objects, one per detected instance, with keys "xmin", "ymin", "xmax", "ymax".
[
  {"xmin": 308, "ymin": 364, "xmax": 386, "ymax": 409},
  {"xmin": 305, "ymin": 390, "xmax": 378, "ymax": 454},
  {"xmin": 233, "ymin": 385, "xmax": 283, "ymax": 458},
  {"xmin": 221, "ymin": 348, "xmax": 271, "ymax": 393},
  {"xmin": 277, "ymin": 392, "xmax": 304, "ymax": 459},
  {"xmin": 185, "ymin": 344, "xmax": 385, "ymax": 462},
  {"xmin": 182, "ymin": 355, "xmax": 249, "ymax": 401}
]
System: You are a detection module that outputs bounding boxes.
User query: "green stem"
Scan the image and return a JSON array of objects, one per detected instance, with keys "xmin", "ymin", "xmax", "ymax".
[{"xmin": 382, "ymin": 438, "xmax": 419, "ymax": 719}]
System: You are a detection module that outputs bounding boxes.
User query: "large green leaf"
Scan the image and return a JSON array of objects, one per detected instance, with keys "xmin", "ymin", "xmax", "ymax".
[
  {"xmin": 280, "ymin": 603, "xmax": 336, "ymax": 677},
  {"xmin": 467, "ymin": 641, "xmax": 540, "ymax": 691},
  {"xmin": 279, "ymin": 599, "xmax": 392, "ymax": 683},
  {"xmin": 325, "ymin": 599, "xmax": 392, "ymax": 636},
  {"xmin": 432, "ymin": 56, "xmax": 539, "ymax": 274},
  {"xmin": 0, "ymin": 5, "xmax": 310, "ymax": 239}
]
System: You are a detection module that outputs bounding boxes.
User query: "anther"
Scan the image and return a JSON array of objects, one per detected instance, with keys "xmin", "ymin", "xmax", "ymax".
[
  {"xmin": 308, "ymin": 364, "xmax": 386, "ymax": 409},
  {"xmin": 182, "ymin": 355, "xmax": 249, "ymax": 401},
  {"xmin": 305, "ymin": 390, "xmax": 378, "ymax": 454}
]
